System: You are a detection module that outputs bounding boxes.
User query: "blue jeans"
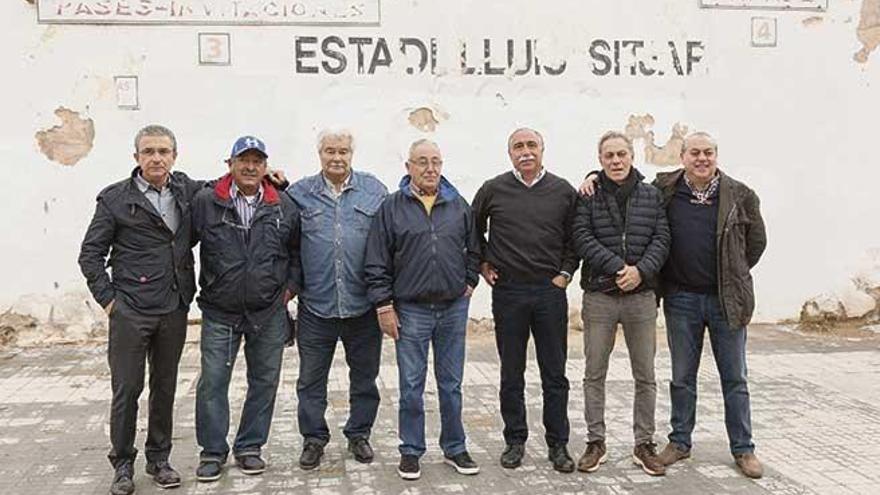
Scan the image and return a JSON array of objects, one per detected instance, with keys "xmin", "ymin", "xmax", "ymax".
[
  {"xmin": 396, "ymin": 296, "xmax": 470, "ymax": 457},
  {"xmin": 663, "ymin": 291, "xmax": 754, "ymax": 455},
  {"xmin": 296, "ymin": 304, "xmax": 382, "ymax": 445},
  {"xmin": 195, "ymin": 308, "xmax": 288, "ymax": 461}
]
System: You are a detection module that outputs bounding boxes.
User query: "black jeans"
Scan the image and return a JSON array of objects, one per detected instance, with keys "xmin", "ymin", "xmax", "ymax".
[
  {"xmin": 295, "ymin": 304, "xmax": 382, "ymax": 445},
  {"xmin": 492, "ymin": 281, "xmax": 570, "ymax": 448},
  {"xmin": 107, "ymin": 299, "xmax": 187, "ymax": 468}
]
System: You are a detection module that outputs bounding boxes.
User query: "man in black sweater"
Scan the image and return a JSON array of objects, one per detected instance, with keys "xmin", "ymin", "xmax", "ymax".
[{"xmin": 472, "ymin": 128, "xmax": 579, "ymax": 473}]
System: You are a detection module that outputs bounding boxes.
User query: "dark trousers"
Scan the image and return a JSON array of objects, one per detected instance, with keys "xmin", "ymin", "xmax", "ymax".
[
  {"xmin": 107, "ymin": 299, "xmax": 188, "ymax": 468},
  {"xmin": 492, "ymin": 281, "xmax": 570, "ymax": 448},
  {"xmin": 296, "ymin": 305, "xmax": 382, "ymax": 445}
]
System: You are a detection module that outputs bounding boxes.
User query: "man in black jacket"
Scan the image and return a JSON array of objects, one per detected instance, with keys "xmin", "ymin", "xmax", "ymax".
[
  {"xmin": 365, "ymin": 139, "xmax": 481, "ymax": 481},
  {"xmin": 191, "ymin": 136, "xmax": 301, "ymax": 482},
  {"xmin": 79, "ymin": 125, "xmax": 203, "ymax": 495},
  {"xmin": 572, "ymin": 131, "xmax": 670, "ymax": 476},
  {"xmin": 472, "ymin": 128, "xmax": 580, "ymax": 473}
]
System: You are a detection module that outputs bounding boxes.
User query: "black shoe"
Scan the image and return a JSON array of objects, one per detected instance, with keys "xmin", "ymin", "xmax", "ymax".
[
  {"xmin": 235, "ymin": 455, "xmax": 266, "ymax": 475},
  {"xmin": 500, "ymin": 444, "xmax": 525, "ymax": 469},
  {"xmin": 348, "ymin": 437, "xmax": 374, "ymax": 463},
  {"xmin": 196, "ymin": 459, "xmax": 223, "ymax": 483},
  {"xmin": 397, "ymin": 454, "xmax": 421, "ymax": 480},
  {"xmin": 145, "ymin": 460, "xmax": 181, "ymax": 489},
  {"xmin": 548, "ymin": 445, "xmax": 575, "ymax": 473},
  {"xmin": 299, "ymin": 442, "xmax": 324, "ymax": 470},
  {"xmin": 109, "ymin": 461, "xmax": 135, "ymax": 495},
  {"xmin": 444, "ymin": 451, "xmax": 480, "ymax": 475}
]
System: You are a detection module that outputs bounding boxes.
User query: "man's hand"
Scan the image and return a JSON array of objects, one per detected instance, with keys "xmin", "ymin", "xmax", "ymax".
[
  {"xmin": 616, "ymin": 265, "xmax": 642, "ymax": 292},
  {"xmin": 283, "ymin": 289, "xmax": 295, "ymax": 305},
  {"xmin": 578, "ymin": 174, "xmax": 598, "ymax": 196},
  {"xmin": 104, "ymin": 300, "xmax": 115, "ymax": 316},
  {"xmin": 463, "ymin": 285, "xmax": 475, "ymax": 297},
  {"xmin": 551, "ymin": 274, "xmax": 569, "ymax": 289},
  {"xmin": 480, "ymin": 262, "xmax": 499, "ymax": 286},
  {"xmin": 377, "ymin": 306, "xmax": 400, "ymax": 340},
  {"xmin": 266, "ymin": 168, "xmax": 288, "ymax": 188}
]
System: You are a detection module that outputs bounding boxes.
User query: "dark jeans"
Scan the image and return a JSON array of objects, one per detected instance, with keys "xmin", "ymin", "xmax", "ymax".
[
  {"xmin": 296, "ymin": 304, "xmax": 382, "ymax": 445},
  {"xmin": 195, "ymin": 308, "xmax": 288, "ymax": 462},
  {"xmin": 492, "ymin": 281, "xmax": 570, "ymax": 447},
  {"xmin": 106, "ymin": 299, "xmax": 187, "ymax": 468},
  {"xmin": 396, "ymin": 297, "xmax": 470, "ymax": 457},
  {"xmin": 663, "ymin": 291, "xmax": 755, "ymax": 455}
]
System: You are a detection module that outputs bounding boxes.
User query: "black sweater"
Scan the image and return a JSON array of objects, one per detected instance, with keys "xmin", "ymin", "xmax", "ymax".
[{"xmin": 472, "ymin": 171, "xmax": 579, "ymax": 284}]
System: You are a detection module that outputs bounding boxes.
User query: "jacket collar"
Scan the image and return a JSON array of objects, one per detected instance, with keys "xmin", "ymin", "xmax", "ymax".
[
  {"xmin": 398, "ymin": 174, "xmax": 458, "ymax": 201},
  {"xmin": 308, "ymin": 170, "xmax": 361, "ymax": 195},
  {"xmin": 213, "ymin": 173, "xmax": 280, "ymax": 204}
]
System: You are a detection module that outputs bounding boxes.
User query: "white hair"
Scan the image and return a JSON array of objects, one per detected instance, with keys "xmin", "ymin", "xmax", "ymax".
[
  {"xmin": 408, "ymin": 138, "xmax": 440, "ymax": 159},
  {"xmin": 316, "ymin": 128, "xmax": 355, "ymax": 152}
]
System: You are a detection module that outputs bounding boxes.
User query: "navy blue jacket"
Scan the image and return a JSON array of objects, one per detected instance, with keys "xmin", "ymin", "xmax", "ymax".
[
  {"xmin": 365, "ymin": 175, "xmax": 480, "ymax": 305},
  {"xmin": 192, "ymin": 174, "xmax": 301, "ymax": 330}
]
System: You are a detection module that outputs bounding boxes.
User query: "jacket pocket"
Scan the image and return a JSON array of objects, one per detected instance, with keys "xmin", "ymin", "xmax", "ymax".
[
  {"xmin": 353, "ymin": 203, "xmax": 378, "ymax": 231},
  {"xmin": 301, "ymin": 208, "xmax": 324, "ymax": 233}
]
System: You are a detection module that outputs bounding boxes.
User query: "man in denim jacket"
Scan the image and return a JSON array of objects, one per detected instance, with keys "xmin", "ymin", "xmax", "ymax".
[{"xmin": 286, "ymin": 129, "xmax": 388, "ymax": 469}]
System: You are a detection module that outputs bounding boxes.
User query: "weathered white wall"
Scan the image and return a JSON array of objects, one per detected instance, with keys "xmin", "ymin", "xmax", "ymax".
[{"xmin": 2, "ymin": 0, "xmax": 879, "ymax": 323}]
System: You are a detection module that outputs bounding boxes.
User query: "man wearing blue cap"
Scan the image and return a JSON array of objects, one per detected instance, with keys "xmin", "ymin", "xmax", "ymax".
[{"xmin": 191, "ymin": 136, "xmax": 302, "ymax": 482}]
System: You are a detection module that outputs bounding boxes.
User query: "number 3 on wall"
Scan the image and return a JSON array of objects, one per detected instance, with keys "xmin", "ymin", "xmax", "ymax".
[{"xmin": 199, "ymin": 33, "xmax": 231, "ymax": 65}]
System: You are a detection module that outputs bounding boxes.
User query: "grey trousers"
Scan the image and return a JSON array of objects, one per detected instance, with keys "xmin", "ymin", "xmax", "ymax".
[{"xmin": 582, "ymin": 290, "xmax": 657, "ymax": 445}]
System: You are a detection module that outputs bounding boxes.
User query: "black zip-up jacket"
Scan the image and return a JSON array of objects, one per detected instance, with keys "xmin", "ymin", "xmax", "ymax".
[
  {"xmin": 192, "ymin": 174, "xmax": 302, "ymax": 330},
  {"xmin": 572, "ymin": 169, "xmax": 671, "ymax": 294},
  {"xmin": 365, "ymin": 175, "xmax": 480, "ymax": 305},
  {"xmin": 78, "ymin": 168, "xmax": 203, "ymax": 315}
]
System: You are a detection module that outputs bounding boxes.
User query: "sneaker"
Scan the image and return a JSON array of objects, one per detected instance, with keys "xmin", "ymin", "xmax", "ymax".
[
  {"xmin": 633, "ymin": 442, "xmax": 666, "ymax": 476},
  {"xmin": 576, "ymin": 440, "xmax": 607, "ymax": 473},
  {"xmin": 657, "ymin": 442, "xmax": 691, "ymax": 466},
  {"xmin": 109, "ymin": 461, "xmax": 135, "ymax": 495},
  {"xmin": 235, "ymin": 455, "xmax": 266, "ymax": 475},
  {"xmin": 500, "ymin": 443, "xmax": 525, "ymax": 469},
  {"xmin": 145, "ymin": 460, "xmax": 181, "ymax": 489},
  {"xmin": 734, "ymin": 452, "xmax": 764, "ymax": 479},
  {"xmin": 398, "ymin": 454, "xmax": 421, "ymax": 480},
  {"xmin": 548, "ymin": 445, "xmax": 575, "ymax": 473},
  {"xmin": 443, "ymin": 451, "xmax": 480, "ymax": 475},
  {"xmin": 195, "ymin": 459, "xmax": 223, "ymax": 483},
  {"xmin": 299, "ymin": 442, "xmax": 324, "ymax": 470},
  {"xmin": 348, "ymin": 437, "xmax": 374, "ymax": 463}
]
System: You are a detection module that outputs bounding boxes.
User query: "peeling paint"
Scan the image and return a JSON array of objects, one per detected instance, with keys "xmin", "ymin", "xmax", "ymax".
[
  {"xmin": 408, "ymin": 106, "xmax": 443, "ymax": 132},
  {"xmin": 802, "ymin": 16, "xmax": 824, "ymax": 27},
  {"xmin": 624, "ymin": 114, "xmax": 688, "ymax": 166},
  {"xmin": 855, "ymin": 0, "xmax": 880, "ymax": 63},
  {"xmin": 35, "ymin": 107, "xmax": 95, "ymax": 166}
]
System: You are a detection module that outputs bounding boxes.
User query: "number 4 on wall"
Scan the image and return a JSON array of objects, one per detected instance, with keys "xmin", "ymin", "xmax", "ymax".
[
  {"xmin": 199, "ymin": 33, "xmax": 231, "ymax": 65},
  {"xmin": 751, "ymin": 17, "xmax": 777, "ymax": 48}
]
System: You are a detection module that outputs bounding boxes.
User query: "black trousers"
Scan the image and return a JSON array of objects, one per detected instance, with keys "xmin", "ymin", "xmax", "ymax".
[
  {"xmin": 492, "ymin": 281, "xmax": 570, "ymax": 448},
  {"xmin": 106, "ymin": 299, "xmax": 187, "ymax": 468}
]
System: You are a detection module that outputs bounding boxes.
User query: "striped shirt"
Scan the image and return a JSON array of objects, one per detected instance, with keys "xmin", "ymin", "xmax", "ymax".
[{"xmin": 230, "ymin": 182, "xmax": 263, "ymax": 242}]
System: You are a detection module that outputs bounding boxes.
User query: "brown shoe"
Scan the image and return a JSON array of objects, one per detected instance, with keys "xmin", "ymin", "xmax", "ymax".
[
  {"xmin": 576, "ymin": 440, "xmax": 607, "ymax": 473},
  {"xmin": 633, "ymin": 442, "xmax": 666, "ymax": 476},
  {"xmin": 734, "ymin": 452, "xmax": 764, "ymax": 479},
  {"xmin": 657, "ymin": 442, "xmax": 691, "ymax": 466}
]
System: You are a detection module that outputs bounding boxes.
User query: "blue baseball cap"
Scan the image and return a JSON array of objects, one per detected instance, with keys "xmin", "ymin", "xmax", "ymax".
[{"xmin": 229, "ymin": 135, "xmax": 268, "ymax": 159}]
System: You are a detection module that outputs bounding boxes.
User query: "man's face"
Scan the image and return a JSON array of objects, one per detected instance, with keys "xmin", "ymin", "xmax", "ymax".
[
  {"xmin": 508, "ymin": 129, "xmax": 544, "ymax": 175},
  {"xmin": 319, "ymin": 135, "xmax": 353, "ymax": 182},
  {"xmin": 599, "ymin": 137, "xmax": 633, "ymax": 184},
  {"xmin": 134, "ymin": 135, "xmax": 176, "ymax": 185},
  {"xmin": 406, "ymin": 142, "xmax": 443, "ymax": 193},
  {"xmin": 681, "ymin": 135, "xmax": 718, "ymax": 182},
  {"xmin": 228, "ymin": 149, "xmax": 267, "ymax": 192}
]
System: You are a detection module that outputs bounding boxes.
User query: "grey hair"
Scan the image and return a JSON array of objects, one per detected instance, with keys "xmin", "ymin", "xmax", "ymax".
[
  {"xmin": 507, "ymin": 127, "xmax": 545, "ymax": 150},
  {"xmin": 597, "ymin": 130, "xmax": 634, "ymax": 156},
  {"xmin": 408, "ymin": 138, "xmax": 440, "ymax": 159},
  {"xmin": 681, "ymin": 131, "xmax": 718, "ymax": 154},
  {"xmin": 316, "ymin": 128, "xmax": 355, "ymax": 152},
  {"xmin": 134, "ymin": 124, "xmax": 177, "ymax": 153}
]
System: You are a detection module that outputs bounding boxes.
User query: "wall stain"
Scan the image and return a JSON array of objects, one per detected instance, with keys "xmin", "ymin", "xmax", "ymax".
[
  {"xmin": 624, "ymin": 114, "xmax": 688, "ymax": 167},
  {"xmin": 802, "ymin": 16, "xmax": 824, "ymax": 27},
  {"xmin": 35, "ymin": 107, "xmax": 95, "ymax": 166},
  {"xmin": 408, "ymin": 107, "xmax": 441, "ymax": 132},
  {"xmin": 855, "ymin": 0, "xmax": 880, "ymax": 63}
]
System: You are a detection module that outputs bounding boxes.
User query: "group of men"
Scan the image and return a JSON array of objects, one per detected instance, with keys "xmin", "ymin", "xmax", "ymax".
[{"xmin": 79, "ymin": 123, "xmax": 766, "ymax": 495}]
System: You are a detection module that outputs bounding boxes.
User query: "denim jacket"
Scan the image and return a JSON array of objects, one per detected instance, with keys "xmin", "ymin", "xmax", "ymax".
[{"xmin": 286, "ymin": 170, "xmax": 388, "ymax": 319}]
